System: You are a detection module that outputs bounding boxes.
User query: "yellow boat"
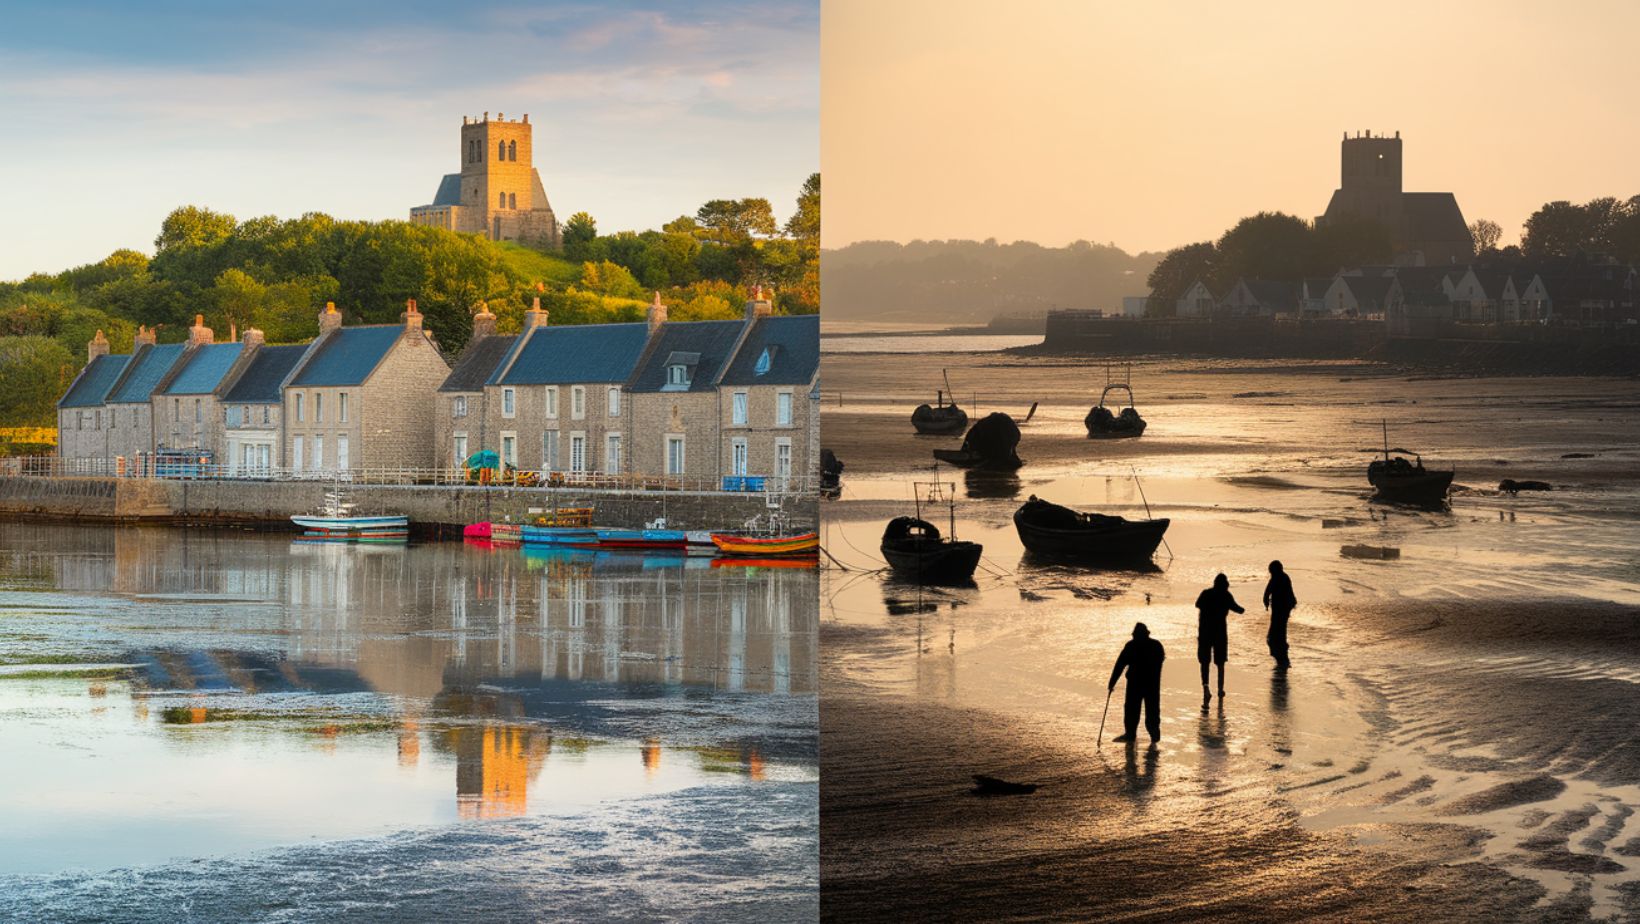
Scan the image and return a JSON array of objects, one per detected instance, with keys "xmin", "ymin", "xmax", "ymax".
[{"xmin": 709, "ymin": 532, "xmax": 819, "ymax": 557}]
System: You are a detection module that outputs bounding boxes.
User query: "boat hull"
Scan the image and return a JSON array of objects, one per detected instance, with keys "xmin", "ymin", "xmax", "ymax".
[
  {"xmin": 881, "ymin": 539, "xmax": 984, "ymax": 584},
  {"xmin": 1369, "ymin": 470, "xmax": 1454, "ymax": 505},
  {"xmin": 710, "ymin": 532, "xmax": 820, "ymax": 557},
  {"xmin": 1013, "ymin": 511, "xmax": 1169, "ymax": 562},
  {"xmin": 521, "ymin": 525, "xmax": 599, "ymax": 547},
  {"xmin": 912, "ymin": 405, "xmax": 968, "ymax": 435},
  {"xmin": 931, "ymin": 449, "xmax": 1023, "ymax": 471},
  {"xmin": 291, "ymin": 515, "xmax": 407, "ymax": 530}
]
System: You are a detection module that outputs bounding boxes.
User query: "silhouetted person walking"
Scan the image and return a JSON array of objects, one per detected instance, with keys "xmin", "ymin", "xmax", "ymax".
[
  {"xmin": 1195, "ymin": 573, "xmax": 1243, "ymax": 704},
  {"xmin": 1108, "ymin": 622, "xmax": 1166, "ymax": 745},
  {"xmin": 1263, "ymin": 560, "xmax": 1296, "ymax": 668}
]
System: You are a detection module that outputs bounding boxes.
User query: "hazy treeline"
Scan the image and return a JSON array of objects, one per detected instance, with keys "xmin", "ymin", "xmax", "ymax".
[
  {"xmin": 0, "ymin": 175, "xmax": 818, "ymax": 428},
  {"xmin": 821, "ymin": 239, "xmax": 1161, "ymax": 324}
]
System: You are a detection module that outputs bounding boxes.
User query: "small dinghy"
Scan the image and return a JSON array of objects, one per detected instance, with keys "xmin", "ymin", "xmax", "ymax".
[
  {"xmin": 1012, "ymin": 495, "xmax": 1168, "ymax": 564},
  {"xmin": 971, "ymin": 774, "xmax": 1038, "ymax": 796},
  {"xmin": 911, "ymin": 370, "xmax": 969, "ymax": 435}
]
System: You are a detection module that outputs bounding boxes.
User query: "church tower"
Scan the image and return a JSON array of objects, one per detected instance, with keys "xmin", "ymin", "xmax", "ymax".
[{"xmin": 410, "ymin": 112, "xmax": 561, "ymax": 248}]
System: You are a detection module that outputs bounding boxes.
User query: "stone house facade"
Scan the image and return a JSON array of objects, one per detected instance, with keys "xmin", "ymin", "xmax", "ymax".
[
  {"xmin": 281, "ymin": 301, "xmax": 451, "ymax": 475},
  {"xmin": 434, "ymin": 305, "xmax": 514, "ymax": 472},
  {"xmin": 715, "ymin": 303, "xmax": 820, "ymax": 488},
  {"xmin": 150, "ymin": 316, "xmax": 246, "ymax": 462},
  {"xmin": 221, "ymin": 341, "xmax": 306, "ymax": 474},
  {"xmin": 624, "ymin": 307, "xmax": 747, "ymax": 482}
]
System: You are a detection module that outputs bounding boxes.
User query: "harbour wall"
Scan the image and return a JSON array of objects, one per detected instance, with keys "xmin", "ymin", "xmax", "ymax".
[{"xmin": 0, "ymin": 477, "xmax": 810, "ymax": 536}]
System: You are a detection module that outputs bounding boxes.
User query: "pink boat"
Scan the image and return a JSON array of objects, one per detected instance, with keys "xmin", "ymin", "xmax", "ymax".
[{"xmin": 464, "ymin": 522, "xmax": 522, "ymax": 543}]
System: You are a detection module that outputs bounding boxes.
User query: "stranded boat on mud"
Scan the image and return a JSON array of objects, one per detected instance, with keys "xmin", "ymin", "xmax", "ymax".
[
  {"xmin": 1368, "ymin": 422, "xmax": 1454, "ymax": 506},
  {"xmin": 1085, "ymin": 364, "xmax": 1147, "ymax": 438},
  {"xmin": 1012, "ymin": 495, "xmax": 1168, "ymax": 563},
  {"xmin": 911, "ymin": 370, "xmax": 970, "ymax": 435},
  {"xmin": 880, "ymin": 472, "xmax": 982, "ymax": 584},
  {"xmin": 931, "ymin": 412, "xmax": 1024, "ymax": 470}
]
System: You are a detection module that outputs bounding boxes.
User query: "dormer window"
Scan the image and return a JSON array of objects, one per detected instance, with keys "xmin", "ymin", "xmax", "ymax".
[
  {"xmin": 667, "ymin": 365, "xmax": 690, "ymax": 387},
  {"xmin": 754, "ymin": 346, "xmax": 777, "ymax": 376},
  {"xmin": 661, "ymin": 351, "xmax": 700, "ymax": 391}
]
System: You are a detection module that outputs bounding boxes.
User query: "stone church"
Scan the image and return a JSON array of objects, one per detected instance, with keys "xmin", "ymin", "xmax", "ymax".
[
  {"xmin": 410, "ymin": 112, "xmax": 561, "ymax": 248},
  {"xmin": 1316, "ymin": 131, "xmax": 1473, "ymax": 266}
]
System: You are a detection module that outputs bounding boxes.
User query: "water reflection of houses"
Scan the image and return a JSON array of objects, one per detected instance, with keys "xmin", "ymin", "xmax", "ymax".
[{"xmin": 27, "ymin": 523, "xmax": 816, "ymax": 698}]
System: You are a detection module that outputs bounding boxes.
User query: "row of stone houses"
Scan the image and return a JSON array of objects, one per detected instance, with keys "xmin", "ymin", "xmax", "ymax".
[
  {"xmin": 57, "ymin": 291, "xmax": 820, "ymax": 487},
  {"xmin": 1174, "ymin": 263, "xmax": 1638, "ymax": 328}
]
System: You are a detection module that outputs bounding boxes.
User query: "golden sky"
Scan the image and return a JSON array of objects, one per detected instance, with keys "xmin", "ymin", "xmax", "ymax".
[{"xmin": 822, "ymin": 0, "xmax": 1640, "ymax": 253}]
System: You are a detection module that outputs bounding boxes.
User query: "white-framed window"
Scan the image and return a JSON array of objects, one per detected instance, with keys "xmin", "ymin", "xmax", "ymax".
[
  {"xmin": 339, "ymin": 393, "xmax": 348, "ymax": 423},
  {"xmin": 542, "ymin": 431, "xmax": 559, "ymax": 472},
  {"xmin": 312, "ymin": 435, "xmax": 324, "ymax": 471},
  {"xmin": 501, "ymin": 432, "xmax": 517, "ymax": 467},
  {"xmin": 607, "ymin": 387, "xmax": 620, "ymax": 417},
  {"xmin": 571, "ymin": 386, "xmax": 585, "ymax": 420},
  {"xmin": 293, "ymin": 436, "xmax": 304, "ymax": 471},
  {"xmin": 315, "ymin": 393, "xmax": 324, "ymax": 424},
  {"xmin": 453, "ymin": 433, "xmax": 468, "ymax": 466},
  {"xmin": 731, "ymin": 438, "xmax": 748, "ymax": 476},
  {"xmin": 452, "ymin": 395, "xmax": 467, "ymax": 418},
  {"xmin": 605, "ymin": 433, "xmax": 621, "ymax": 473},
  {"xmin": 777, "ymin": 391, "xmax": 793, "ymax": 427},
  {"xmin": 775, "ymin": 438, "xmax": 792, "ymax": 482},
  {"xmin": 732, "ymin": 391, "xmax": 748, "ymax": 426},
  {"xmin": 502, "ymin": 387, "xmax": 516, "ymax": 418},
  {"xmin": 227, "ymin": 406, "xmax": 242, "ymax": 428},
  {"xmin": 667, "ymin": 364, "xmax": 689, "ymax": 387},
  {"xmin": 570, "ymin": 433, "xmax": 586, "ymax": 473},
  {"xmin": 545, "ymin": 386, "xmax": 558, "ymax": 418},
  {"xmin": 666, "ymin": 436, "xmax": 685, "ymax": 476},
  {"xmin": 336, "ymin": 434, "xmax": 349, "ymax": 470}
]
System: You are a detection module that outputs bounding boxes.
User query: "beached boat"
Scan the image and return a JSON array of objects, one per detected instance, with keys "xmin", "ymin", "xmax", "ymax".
[
  {"xmin": 1085, "ymin": 384, "xmax": 1147, "ymax": 438},
  {"xmin": 292, "ymin": 491, "xmax": 408, "ymax": 543},
  {"xmin": 1012, "ymin": 495, "xmax": 1168, "ymax": 563},
  {"xmin": 880, "ymin": 472, "xmax": 982, "ymax": 584},
  {"xmin": 1368, "ymin": 422, "xmax": 1453, "ymax": 506},
  {"xmin": 710, "ymin": 532, "xmax": 820, "ymax": 557},
  {"xmin": 931, "ymin": 412, "xmax": 1023, "ymax": 470},
  {"xmin": 911, "ymin": 370, "xmax": 969, "ymax": 435}
]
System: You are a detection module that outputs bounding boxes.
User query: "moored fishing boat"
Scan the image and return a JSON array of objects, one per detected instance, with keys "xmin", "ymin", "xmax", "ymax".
[
  {"xmin": 1012, "ymin": 495, "xmax": 1168, "ymax": 563},
  {"xmin": 710, "ymin": 532, "xmax": 820, "ymax": 557},
  {"xmin": 292, "ymin": 490, "xmax": 408, "ymax": 543},
  {"xmin": 463, "ymin": 521, "xmax": 521, "ymax": 543},
  {"xmin": 911, "ymin": 370, "xmax": 969, "ymax": 435},
  {"xmin": 879, "ymin": 470, "xmax": 982, "ymax": 584},
  {"xmin": 1368, "ymin": 421, "xmax": 1454, "ymax": 506}
]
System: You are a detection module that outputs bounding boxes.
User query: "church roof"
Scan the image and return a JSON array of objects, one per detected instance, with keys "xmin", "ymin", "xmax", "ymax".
[
  {"xmin": 1401, "ymin": 192, "xmax": 1472, "ymax": 246},
  {"xmin": 431, "ymin": 173, "xmax": 461, "ymax": 207}
]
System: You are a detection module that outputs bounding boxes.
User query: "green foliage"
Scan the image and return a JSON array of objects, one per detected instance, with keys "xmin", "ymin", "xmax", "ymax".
[
  {"xmin": 1144, "ymin": 241, "xmax": 1216, "ymax": 314},
  {"xmin": 562, "ymin": 212, "xmax": 601, "ymax": 263},
  {"xmin": 0, "ymin": 336, "xmax": 75, "ymax": 426},
  {"xmin": 1521, "ymin": 196, "xmax": 1640, "ymax": 261}
]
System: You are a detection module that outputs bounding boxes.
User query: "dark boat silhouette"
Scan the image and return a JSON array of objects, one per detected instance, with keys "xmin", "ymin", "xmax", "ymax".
[
  {"xmin": 931, "ymin": 412, "xmax": 1023, "ymax": 470},
  {"xmin": 1012, "ymin": 495, "xmax": 1169, "ymax": 563},
  {"xmin": 881, "ymin": 472, "xmax": 982, "ymax": 584},
  {"xmin": 1368, "ymin": 421, "xmax": 1453, "ymax": 506},
  {"xmin": 1085, "ymin": 365, "xmax": 1147, "ymax": 438},
  {"xmin": 912, "ymin": 370, "xmax": 969, "ymax": 435}
]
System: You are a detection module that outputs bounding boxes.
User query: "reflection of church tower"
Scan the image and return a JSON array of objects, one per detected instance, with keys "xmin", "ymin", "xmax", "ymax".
[{"xmin": 451, "ymin": 725, "xmax": 549, "ymax": 819}]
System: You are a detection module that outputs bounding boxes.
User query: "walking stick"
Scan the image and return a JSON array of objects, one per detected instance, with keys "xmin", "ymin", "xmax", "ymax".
[{"xmin": 1097, "ymin": 686, "xmax": 1112, "ymax": 748}]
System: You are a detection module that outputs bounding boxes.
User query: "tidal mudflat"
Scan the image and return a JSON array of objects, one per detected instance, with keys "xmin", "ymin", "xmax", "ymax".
[
  {"xmin": 0, "ymin": 523, "xmax": 817, "ymax": 922},
  {"xmin": 820, "ymin": 346, "xmax": 1640, "ymax": 922}
]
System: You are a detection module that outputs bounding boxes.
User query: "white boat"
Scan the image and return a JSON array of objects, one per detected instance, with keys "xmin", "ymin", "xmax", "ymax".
[{"xmin": 291, "ymin": 491, "xmax": 409, "ymax": 542}]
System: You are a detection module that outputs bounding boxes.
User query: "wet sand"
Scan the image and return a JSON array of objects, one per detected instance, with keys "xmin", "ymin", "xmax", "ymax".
[{"xmin": 820, "ymin": 349, "xmax": 1640, "ymax": 922}]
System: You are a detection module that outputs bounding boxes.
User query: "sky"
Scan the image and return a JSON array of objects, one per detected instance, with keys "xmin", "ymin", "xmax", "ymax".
[
  {"xmin": 0, "ymin": 0, "xmax": 818, "ymax": 279},
  {"xmin": 823, "ymin": 0, "xmax": 1640, "ymax": 255}
]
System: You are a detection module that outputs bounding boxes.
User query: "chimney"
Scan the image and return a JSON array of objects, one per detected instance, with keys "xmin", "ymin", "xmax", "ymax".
[
  {"xmin": 87, "ymin": 329, "xmax": 109, "ymax": 361},
  {"xmin": 134, "ymin": 325, "xmax": 157, "ymax": 347},
  {"xmin": 242, "ymin": 327, "xmax": 265, "ymax": 348},
  {"xmin": 401, "ymin": 297, "xmax": 423, "ymax": 331},
  {"xmin": 647, "ymin": 291, "xmax": 668, "ymax": 333},
  {"xmin": 472, "ymin": 301, "xmax": 497, "ymax": 339},
  {"xmin": 745, "ymin": 284, "xmax": 773, "ymax": 320},
  {"xmin": 187, "ymin": 314, "xmax": 215, "ymax": 347},
  {"xmin": 318, "ymin": 301, "xmax": 343, "ymax": 334},
  {"xmin": 522, "ymin": 281, "xmax": 548, "ymax": 328}
]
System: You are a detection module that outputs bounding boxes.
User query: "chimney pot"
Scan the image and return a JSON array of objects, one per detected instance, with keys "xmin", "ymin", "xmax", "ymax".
[
  {"xmin": 87, "ymin": 329, "xmax": 110, "ymax": 361},
  {"xmin": 401, "ymin": 298, "xmax": 423, "ymax": 331},
  {"xmin": 647, "ymin": 292, "xmax": 668, "ymax": 333},
  {"xmin": 242, "ymin": 327, "xmax": 265, "ymax": 348},
  {"xmin": 318, "ymin": 301, "xmax": 343, "ymax": 334},
  {"xmin": 188, "ymin": 314, "xmax": 214, "ymax": 346}
]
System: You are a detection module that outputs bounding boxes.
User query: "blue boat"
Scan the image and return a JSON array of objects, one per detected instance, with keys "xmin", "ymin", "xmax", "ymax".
[{"xmin": 521, "ymin": 525, "xmax": 598, "ymax": 547}]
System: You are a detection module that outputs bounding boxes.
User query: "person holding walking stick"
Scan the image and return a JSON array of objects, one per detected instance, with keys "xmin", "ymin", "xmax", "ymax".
[{"xmin": 1107, "ymin": 622, "xmax": 1166, "ymax": 746}]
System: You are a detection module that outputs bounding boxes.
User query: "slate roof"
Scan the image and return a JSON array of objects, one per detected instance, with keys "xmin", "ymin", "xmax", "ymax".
[
  {"xmin": 1391, "ymin": 266, "xmax": 1453, "ymax": 296},
  {"xmin": 223, "ymin": 345, "xmax": 308, "ymax": 403},
  {"xmin": 289, "ymin": 326, "xmax": 404, "ymax": 387},
  {"xmin": 626, "ymin": 320, "xmax": 745, "ymax": 393},
  {"xmin": 159, "ymin": 342, "xmax": 244, "ymax": 395},
  {"xmin": 493, "ymin": 324, "xmax": 651, "ymax": 386},
  {"xmin": 58, "ymin": 353, "xmax": 131, "ymax": 408},
  {"xmin": 440, "ymin": 334, "xmax": 517, "ymax": 392},
  {"xmin": 1302, "ymin": 277, "xmax": 1335, "ymax": 299},
  {"xmin": 719, "ymin": 314, "xmax": 819, "ymax": 386},
  {"xmin": 107, "ymin": 343, "xmax": 185, "ymax": 404},
  {"xmin": 1241, "ymin": 280, "xmax": 1300, "ymax": 312},
  {"xmin": 431, "ymin": 174, "xmax": 461, "ymax": 207},
  {"xmin": 1342, "ymin": 275, "xmax": 1397, "ymax": 307}
]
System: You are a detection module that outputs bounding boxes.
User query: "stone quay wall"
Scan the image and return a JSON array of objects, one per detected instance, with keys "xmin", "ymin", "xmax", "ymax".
[{"xmin": 0, "ymin": 476, "xmax": 811, "ymax": 537}]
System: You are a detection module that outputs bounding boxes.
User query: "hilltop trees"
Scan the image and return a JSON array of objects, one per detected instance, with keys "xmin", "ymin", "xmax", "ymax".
[{"xmin": 1521, "ymin": 196, "xmax": 1640, "ymax": 261}]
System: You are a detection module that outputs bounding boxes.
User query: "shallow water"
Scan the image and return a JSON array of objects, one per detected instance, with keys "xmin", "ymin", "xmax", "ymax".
[
  {"xmin": 821, "ymin": 349, "xmax": 1640, "ymax": 920},
  {"xmin": 0, "ymin": 523, "xmax": 818, "ymax": 920}
]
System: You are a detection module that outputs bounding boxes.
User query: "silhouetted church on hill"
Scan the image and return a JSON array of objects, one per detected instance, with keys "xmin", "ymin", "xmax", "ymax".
[{"xmin": 1316, "ymin": 131, "xmax": 1473, "ymax": 266}]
